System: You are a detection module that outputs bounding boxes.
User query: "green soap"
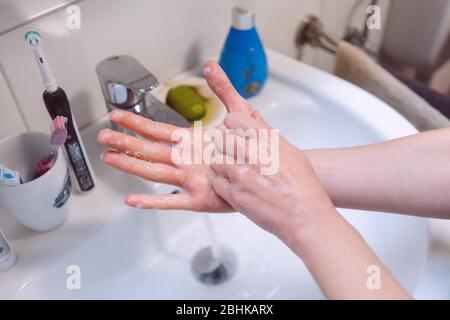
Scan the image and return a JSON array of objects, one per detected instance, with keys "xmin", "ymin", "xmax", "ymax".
[{"xmin": 166, "ymin": 86, "xmax": 207, "ymax": 121}]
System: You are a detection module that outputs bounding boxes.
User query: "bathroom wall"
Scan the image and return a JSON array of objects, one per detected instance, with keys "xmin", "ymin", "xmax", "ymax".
[
  {"xmin": 0, "ymin": 70, "xmax": 27, "ymax": 138},
  {"xmin": 0, "ymin": 0, "xmax": 74, "ymax": 34},
  {"xmin": 0, "ymin": 0, "xmax": 371, "ymax": 140},
  {"xmin": 314, "ymin": 0, "xmax": 391, "ymax": 72}
]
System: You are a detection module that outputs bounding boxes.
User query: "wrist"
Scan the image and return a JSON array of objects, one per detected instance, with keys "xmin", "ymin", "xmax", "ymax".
[
  {"xmin": 304, "ymin": 149, "xmax": 329, "ymax": 183},
  {"xmin": 276, "ymin": 200, "xmax": 342, "ymax": 257}
]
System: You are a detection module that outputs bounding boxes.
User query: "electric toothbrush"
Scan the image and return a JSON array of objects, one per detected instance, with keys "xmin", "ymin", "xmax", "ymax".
[{"xmin": 25, "ymin": 30, "xmax": 95, "ymax": 192}]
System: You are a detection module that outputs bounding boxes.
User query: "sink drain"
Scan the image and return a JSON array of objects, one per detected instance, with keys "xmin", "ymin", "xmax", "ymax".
[{"xmin": 191, "ymin": 246, "xmax": 236, "ymax": 285}]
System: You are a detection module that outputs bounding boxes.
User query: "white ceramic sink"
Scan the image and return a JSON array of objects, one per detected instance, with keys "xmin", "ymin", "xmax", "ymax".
[{"xmin": 0, "ymin": 50, "xmax": 448, "ymax": 299}]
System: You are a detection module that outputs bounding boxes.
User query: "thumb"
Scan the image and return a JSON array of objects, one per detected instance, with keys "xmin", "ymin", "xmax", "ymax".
[{"xmin": 203, "ymin": 60, "xmax": 253, "ymax": 115}]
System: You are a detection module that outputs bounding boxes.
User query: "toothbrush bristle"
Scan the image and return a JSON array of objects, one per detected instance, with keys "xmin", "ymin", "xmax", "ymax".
[
  {"xmin": 25, "ymin": 30, "xmax": 41, "ymax": 47},
  {"xmin": 50, "ymin": 116, "xmax": 68, "ymax": 147},
  {"xmin": 51, "ymin": 116, "xmax": 67, "ymax": 132}
]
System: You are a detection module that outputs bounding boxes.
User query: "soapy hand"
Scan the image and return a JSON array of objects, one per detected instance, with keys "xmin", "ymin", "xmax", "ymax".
[
  {"xmin": 97, "ymin": 61, "xmax": 254, "ymax": 213},
  {"xmin": 97, "ymin": 117, "xmax": 233, "ymax": 212},
  {"xmin": 210, "ymin": 112, "xmax": 334, "ymax": 240},
  {"xmin": 97, "ymin": 60, "xmax": 334, "ymax": 241}
]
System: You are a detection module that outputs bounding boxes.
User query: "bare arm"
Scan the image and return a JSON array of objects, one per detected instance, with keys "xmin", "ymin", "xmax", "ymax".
[
  {"xmin": 211, "ymin": 112, "xmax": 410, "ymax": 300},
  {"xmin": 285, "ymin": 205, "xmax": 411, "ymax": 300},
  {"xmin": 306, "ymin": 128, "xmax": 450, "ymax": 219},
  {"xmin": 98, "ymin": 60, "xmax": 411, "ymax": 299}
]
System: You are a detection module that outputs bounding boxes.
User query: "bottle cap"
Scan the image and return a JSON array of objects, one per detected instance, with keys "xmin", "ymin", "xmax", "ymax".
[{"xmin": 232, "ymin": 6, "xmax": 255, "ymax": 30}]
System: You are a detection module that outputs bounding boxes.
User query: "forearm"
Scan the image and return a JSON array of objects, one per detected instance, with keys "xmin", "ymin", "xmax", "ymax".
[
  {"xmin": 280, "ymin": 207, "xmax": 411, "ymax": 300},
  {"xmin": 305, "ymin": 128, "xmax": 450, "ymax": 218}
]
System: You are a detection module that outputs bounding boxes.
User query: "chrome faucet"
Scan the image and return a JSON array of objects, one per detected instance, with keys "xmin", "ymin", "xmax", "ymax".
[
  {"xmin": 0, "ymin": 230, "xmax": 16, "ymax": 272},
  {"xmin": 96, "ymin": 55, "xmax": 190, "ymax": 129}
]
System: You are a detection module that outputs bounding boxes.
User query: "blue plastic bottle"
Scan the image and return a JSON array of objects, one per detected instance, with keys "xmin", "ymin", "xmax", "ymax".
[{"xmin": 219, "ymin": 7, "xmax": 268, "ymax": 99}]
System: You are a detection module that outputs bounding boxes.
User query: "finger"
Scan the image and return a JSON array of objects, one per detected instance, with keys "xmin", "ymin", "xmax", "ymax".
[
  {"xmin": 224, "ymin": 112, "xmax": 270, "ymax": 130},
  {"xmin": 97, "ymin": 128, "xmax": 173, "ymax": 164},
  {"xmin": 211, "ymin": 163, "xmax": 228, "ymax": 177},
  {"xmin": 251, "ymin": 111, "xmax": 272, "ymax": 128},
  {"xmin": 125, "ymin": 194, "xmax": 193, "ymax": 210},
  {"xmin": 102, "ymin": 151, "xmax": 182, "ymax": 186},
  {"xmin": 212, "ymin": 163, "xmax": 253, "ymax": 183},
  {"xmin": 109, "ymin": 110, "xmax": 179, "ymax": 142},
  {"xmin": 212, "ymin": 176, "xmax": 233, "ymax": 204},
  {"xmin": 251, "ymin": 111, "xmax": 263, "ymax": 121},
  {"xmin": 203, "ymin": 60, "xmax": 253, "ymax": 114},
  {"xmin": 211, "ymin": 160, "xmax": 239, "ymax": 180},
  {"xmin": 224, "ymin": 113, "xmax": 275, "ymax": 162},
  {"xmin": 216, "ymin": 130, "xmax": 259, "ymax": 164}
]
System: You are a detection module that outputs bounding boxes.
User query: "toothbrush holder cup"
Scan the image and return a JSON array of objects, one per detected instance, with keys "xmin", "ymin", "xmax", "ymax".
[{"xmin": 0, "ymin": 132, "xmax": 72, "ymax": 232}]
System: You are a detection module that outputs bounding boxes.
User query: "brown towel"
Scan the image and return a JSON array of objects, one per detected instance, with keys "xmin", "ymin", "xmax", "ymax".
[{"xmin": 334, "ymin": 41, "xmax": 450, "ymax": 132}]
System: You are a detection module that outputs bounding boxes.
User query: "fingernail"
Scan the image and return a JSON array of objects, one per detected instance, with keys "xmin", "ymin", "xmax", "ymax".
[
  {"xmin": 98, "ymin": 128, "xmax": 112, "ymax": 140},
  {"xmin": 100, "ymin": 152, "xmax": 106, "ymax": 160},
  {"xmin": 125, "ymin": 195, "xmax": 140, "ymax": 207},
  {"xmin": 203, "ymin": 66, "xmax": 211, "ymax": 76},
  {"xmin": 110, "ymin": 110, "xmax": 124, "ymax": 121}
]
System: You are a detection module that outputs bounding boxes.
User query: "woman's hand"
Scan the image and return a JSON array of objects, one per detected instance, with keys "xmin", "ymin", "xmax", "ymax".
[
  {"xmin": 97, "ymin": 59, "xmax": 411, "ymax": 299},
  {"xmin": 210, "ymin": 111, "xmax": 335, "ymax": 242},
  {"xmin": 97, "ymin": 60, "xmax": 334, "ymax": 228},
  {"xmin": 97, "ymin": 60, "xmax": 253, "ymax": 213},
  {"xmin": 97, "ymin": 115, "xmax": 232, "ymax": 212}
]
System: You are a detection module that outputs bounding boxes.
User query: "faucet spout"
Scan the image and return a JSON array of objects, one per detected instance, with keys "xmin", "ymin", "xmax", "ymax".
[{"xmin": 96, "ymin": 55, "xmax": 190, "ymax": 128}]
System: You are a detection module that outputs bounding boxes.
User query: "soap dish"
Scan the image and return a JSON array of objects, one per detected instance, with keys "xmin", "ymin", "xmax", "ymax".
[{"xmin": 153, "ymin": 76, "xmax": 228, "ymax": 129}]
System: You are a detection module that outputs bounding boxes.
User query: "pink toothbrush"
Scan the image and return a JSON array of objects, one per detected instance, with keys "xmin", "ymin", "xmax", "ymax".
[{"xmin": 37, "ymin": 116, "xmax": 68, "ymax": 176}]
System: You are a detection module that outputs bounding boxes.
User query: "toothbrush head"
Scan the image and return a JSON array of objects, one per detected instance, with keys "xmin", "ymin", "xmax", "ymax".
[
  {"xmin": 25, "ymin": 30, "xmax": 41, "ymax": 48},
  {"xmin": 50, "ymin": 116, "xmax": 68, "ymax": 147},
  {"xmin": 25, "ymin": 29, "xmax": 58, "ymax": 93}
]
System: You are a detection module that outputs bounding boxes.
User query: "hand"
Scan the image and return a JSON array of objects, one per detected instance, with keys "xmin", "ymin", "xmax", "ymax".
[
  {"xmin": 97, "ymin": 60, "xmax": 411, "ymax": 300},
  {"xmin": 210, "ymin": 112, "xmax": 335, "ymax": 241},
  {"xmin": 97, "ymin": 60, "xmax": 254, "ymax": 213}
]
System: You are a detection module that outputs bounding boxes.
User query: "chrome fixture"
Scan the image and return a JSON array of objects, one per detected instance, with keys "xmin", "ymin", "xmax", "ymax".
[
  {"xmin": 0, "ymin": 230, "xmax": 16, "ymax": 272},
  {"xmin": 96, "ymin": 55, "xmax": 190, "ymax": 128},
  {"xmin": 191, "ymin": 245, "xmax": 236, "ymax": 286},
  {"xmin": 295, "ymin": 15, "xmax": 339, "ymax": 57},
  {"xmin": 296, "ymin": 1, "xmax": 380, "ymax": 58}
]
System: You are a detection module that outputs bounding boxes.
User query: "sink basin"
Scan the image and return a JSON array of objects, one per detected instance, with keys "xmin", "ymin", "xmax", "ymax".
[{"xmin": 0, "ymin": 50, "xmax": 447, "ymax": 299}]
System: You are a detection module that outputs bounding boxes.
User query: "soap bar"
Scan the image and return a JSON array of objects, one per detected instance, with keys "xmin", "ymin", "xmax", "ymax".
[{"xmin": 166, "ymin": 86, "xmax": 207, "ymax": 121}]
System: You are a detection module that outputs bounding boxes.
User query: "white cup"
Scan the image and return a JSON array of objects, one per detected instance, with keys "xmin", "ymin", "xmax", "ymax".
[{"xmin": 0, "ymin": 132, "xmax": 72, "ymax": 232}]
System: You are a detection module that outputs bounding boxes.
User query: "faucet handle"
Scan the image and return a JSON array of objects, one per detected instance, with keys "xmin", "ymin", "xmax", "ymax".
[{"xmin": 96, "ymin": 55, "xmax": 159, "ymax": 107}]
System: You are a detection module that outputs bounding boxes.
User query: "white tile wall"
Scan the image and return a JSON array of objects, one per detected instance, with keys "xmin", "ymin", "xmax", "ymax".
[
  {"xmin": 0, "ymin": 0, "xmax": 371, "ymax": 140},
  {"xmin": 0, "ymin": 66, "xmax": 26, "ymax": 139},
  {"xmin": 0, "ymin": 0, "xmax": 76, "ymax": 34}
]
